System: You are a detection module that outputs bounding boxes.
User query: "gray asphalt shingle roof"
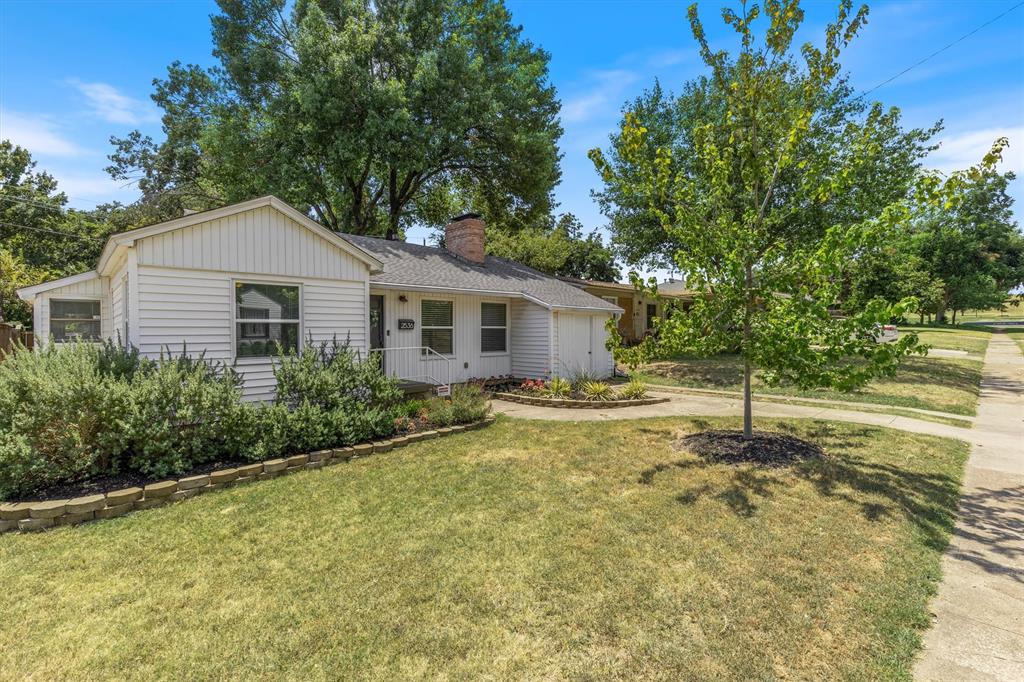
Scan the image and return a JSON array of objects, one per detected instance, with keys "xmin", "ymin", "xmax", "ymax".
[{"xmin": 341, "ymin": 234, "xmax": 621, "ymax": 313}]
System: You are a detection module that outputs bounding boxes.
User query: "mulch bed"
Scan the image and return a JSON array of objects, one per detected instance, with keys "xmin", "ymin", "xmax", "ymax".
[
  {"xmin": 676, "ymin": 429, "xmax": 825, "ymax": 467},
  {"xmin": 13, "ymin": 457, "xmax": 255, "ymax": 503}
]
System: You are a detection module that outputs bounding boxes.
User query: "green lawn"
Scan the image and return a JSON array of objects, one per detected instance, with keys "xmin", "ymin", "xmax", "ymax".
[
  {"xmin": 0, "ymin": 418, "xmax": 967, "ymax": 680},
  {"xmin": 633, "ymin": 354, "xmax": 984, "ymax": 415},
  {"xmin": 900, "ymin": 325, "xmax": 992, "ymax": 355}
]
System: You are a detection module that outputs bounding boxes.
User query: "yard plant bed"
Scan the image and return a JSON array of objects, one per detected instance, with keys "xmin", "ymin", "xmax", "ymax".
[
  {"xmin": 0, "ymin": 417, "xmax": 494, "ymax": 534},
  {"xmin": 0, "ymin": 417, "xmax": 966, "ymax": 679},
  {"xmin": 678, "ymin": 429, "xmax": 825, "ymax": 467},
  {"xmin": 494, "ymin": 391, "xmax": 669, "ymax": 408}
]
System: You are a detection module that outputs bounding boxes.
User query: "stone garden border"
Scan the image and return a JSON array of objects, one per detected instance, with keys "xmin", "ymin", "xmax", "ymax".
[
  {"xmin": 494, "ymin": 393, "xmax": 669, "ymax": 409},
  {"xmin": 0, "ymin": 416, "xmax": 496, "ymax": 534}
]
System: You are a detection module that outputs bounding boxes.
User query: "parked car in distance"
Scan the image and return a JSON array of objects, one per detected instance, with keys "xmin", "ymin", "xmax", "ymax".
[{"xmin": 875, "ymin": 324, "xmax": 899, "ymax": 343}]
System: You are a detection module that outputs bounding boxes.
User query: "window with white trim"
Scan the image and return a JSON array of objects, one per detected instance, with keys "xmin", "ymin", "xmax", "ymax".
[
  {"xmin": 421, "ymin": 299, "xmax": 454, "ymax": 355},
  {"xmin": 50, "ymin": 299, "xmax": 101, "ymax": 342},
  {"xmin": 480, "ymin": 302, "xmax": 507, "ymax": 353},
  {"xmin": 234, "ymin": 282, "xmax": 300, "ymax": 357}
]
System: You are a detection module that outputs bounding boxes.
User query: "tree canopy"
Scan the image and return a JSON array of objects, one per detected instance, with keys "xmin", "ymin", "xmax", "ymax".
[
  {"xmin": 0, "ymin": 142, "xmax": 119, "ymax": 325},
  {"xmin": 593, "ymin": 71, "xmax": 938, "ymax": 271},
  {"xmin": 486, "ymin": 213, "xmax": 620, "ymax": 281},
  {"xmin": 107, "ymin": 0, "xmax": 563, "ymax": 239},
  {"xmin": 590, "ymin": 0, "xmax": 929, "ymax": 439}
]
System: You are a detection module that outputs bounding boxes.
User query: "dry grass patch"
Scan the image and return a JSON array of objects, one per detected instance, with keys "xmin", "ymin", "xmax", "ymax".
[{"xmin": 0, "ymin": 418, "xmax": 966, "ymax": 680}]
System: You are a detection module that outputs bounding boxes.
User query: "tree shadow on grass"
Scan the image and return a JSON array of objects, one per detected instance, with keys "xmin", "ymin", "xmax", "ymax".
[{"xmin": 642, "ymin": 424, "xmax": 970, "ymax": 564}]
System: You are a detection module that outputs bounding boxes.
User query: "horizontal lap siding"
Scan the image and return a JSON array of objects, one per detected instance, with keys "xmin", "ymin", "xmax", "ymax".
[
  {"xmin": 137, "ymin": 266, "xmax": 367, "ymax": 402},
  {"xmin": 304, "ymin": 281, "xmax": 367, "ymax": 351},
  {"xmin": 510, "ymin": 299, "xmax": 550, "ymax": 379}
]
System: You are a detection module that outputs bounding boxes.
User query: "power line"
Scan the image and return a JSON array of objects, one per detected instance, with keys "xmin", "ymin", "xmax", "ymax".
[
  {"xmin": 0, "ymin": 221, "xmax": 103, "ymax": 242},
  {"xmin": 0, "ymin": 194, "xmax": 67, "ymax": 212},
  {"xmin": 859, "ymin": 1, "xmax": 1024, "ymax": 99}
]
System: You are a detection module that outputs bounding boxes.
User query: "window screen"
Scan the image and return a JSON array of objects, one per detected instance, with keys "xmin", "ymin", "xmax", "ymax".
[
  {"xmin": 50, "ymin": 300, "xmax": 101, "ymax": 342},
  {"xmin": 480, "ymin": 302, "xmax": 507, "ymax": 353},
  {"xmin": 421, "ymin": 300, "xmax": 454, "ymax": 354}
]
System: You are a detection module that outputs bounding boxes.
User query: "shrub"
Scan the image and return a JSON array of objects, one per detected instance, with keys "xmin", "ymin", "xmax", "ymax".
[
  {"xmin": 568, "ymin": 368, "xmax": 599, "ymax": 391},
  {"xmin": 274, "ymin": 337, "xmax": 402, "ymax": 412},
  {"xmin": 241, "ymin": 403, "xmax": 290, "ymax": 462},
  {"xmin": 125, "ymin": 353, "xmax": 251, "ymax": 477},
  {"xmin": 519, "ymin": 378, "xmax": 545, "ymax": 393},
  {"xmin": 580, "ymin": 380, "xmax": 615, "ymax": 401},
  {"xmin": 617, "ymin": 379, "xmax": 648, "ymax": 400},
  {"xmin": 425, "ymin": 384, "xmax": 490, "ymax": 426},
  {"xmin": 544, "ymin": 376, "xmax": 572, "ymax": 398},
  {"xmin": 0, "ymin": 343, "xmax": 131, "ymax": 498}
]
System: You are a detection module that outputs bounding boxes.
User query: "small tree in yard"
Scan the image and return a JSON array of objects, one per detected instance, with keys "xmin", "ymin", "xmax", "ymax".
[{"xmin": 590, "ymin": 0, "xmax": 930, "ymax": 440}]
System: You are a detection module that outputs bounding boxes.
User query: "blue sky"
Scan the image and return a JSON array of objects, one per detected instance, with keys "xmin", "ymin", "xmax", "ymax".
[{"xmin": 2, "ymin": 0, "xmax": 1022, "ymax": 281}]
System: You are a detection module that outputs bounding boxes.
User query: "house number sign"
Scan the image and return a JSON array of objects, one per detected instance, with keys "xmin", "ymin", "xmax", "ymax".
[{"xmin": 398, "ymin": 319, "xmax": 415, "ymax": 330}]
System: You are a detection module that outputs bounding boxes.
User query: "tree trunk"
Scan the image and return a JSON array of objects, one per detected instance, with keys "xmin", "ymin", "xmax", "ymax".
[
  {"xmin": 952, "ymin": 309, "xmax": 958, "ymax": 325},
  {"xmin": 743, "ymin": 356, "xmax": 753, "ymax": 440},
  {"xmin": 742, "ymin": 264, "xmax": 754, "ymax": 440}
]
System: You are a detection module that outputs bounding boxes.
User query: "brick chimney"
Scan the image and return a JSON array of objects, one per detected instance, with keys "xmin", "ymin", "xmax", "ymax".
[{"xmin": 444, "ymin": 213, "xmax": 486, "ymax": 265}]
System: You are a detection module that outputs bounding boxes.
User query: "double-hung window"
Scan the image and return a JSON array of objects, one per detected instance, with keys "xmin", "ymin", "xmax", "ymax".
[
  {"xmin": 421, "ymin": 299, "xmax": 454, "ymax": 355},
  {"xmin": 480, "ymin": 302, "xmax": 507, "ymax": 353},
  {"xmin": 50, "ymin": 300, "xmax": 101, "ymax": 342},
  {"xmin": 234, "ymin": 282, "xmax": 300, "ymax": 357}
]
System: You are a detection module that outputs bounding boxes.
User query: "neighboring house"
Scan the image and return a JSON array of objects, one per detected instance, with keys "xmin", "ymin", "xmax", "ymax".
[
  {"xmin": 564, "ymin": 278, "xmax": 696, "ymax": 344},
  {"xmin": 17, "ymin": 196, "xmax": 620, "ymax": 400}
]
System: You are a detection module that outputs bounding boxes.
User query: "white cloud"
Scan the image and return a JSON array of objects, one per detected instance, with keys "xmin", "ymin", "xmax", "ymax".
[
  {"xmin": 561, "ymin": 69, "xmax": 640, "ymax": 124},
  {"xmin": 69, "ymin": 79, "xmax": 158, "ymax": 125},
  {"xmin": 928, "ymin": 126, "xmax": 1024, "ymax": 175},
  {"xmin": 0, "ymin": 110, "xmax": 87, "ymax": 156}
]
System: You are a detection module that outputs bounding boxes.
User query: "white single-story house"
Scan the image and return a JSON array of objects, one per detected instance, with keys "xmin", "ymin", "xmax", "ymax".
[{"xmin": 17, "ymin": 196, "xmax": 620, "ymax": 401}]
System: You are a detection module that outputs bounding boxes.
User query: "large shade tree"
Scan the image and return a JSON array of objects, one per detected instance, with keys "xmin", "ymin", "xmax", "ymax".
[
  {"xmin": 590, "ymin": 0, "xmax": 929, "ymax": 439},
  {"xmin": 108, "ymin": 0, "xmax": 563, "ymax": 238}
]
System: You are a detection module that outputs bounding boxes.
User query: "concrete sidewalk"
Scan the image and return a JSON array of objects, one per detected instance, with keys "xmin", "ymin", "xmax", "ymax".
[{"xmin": 915, "ymin": 333, "xmax": 1024, "ymax": 682}]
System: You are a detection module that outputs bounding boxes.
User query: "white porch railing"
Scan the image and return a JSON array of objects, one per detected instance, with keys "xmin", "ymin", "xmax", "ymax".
[{"xmin": 368, "ymin": 346, "xmax": 451, "ymax": 395}]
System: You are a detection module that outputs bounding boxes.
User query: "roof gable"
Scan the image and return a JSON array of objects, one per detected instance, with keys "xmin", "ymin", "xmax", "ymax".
[{"xmin": 97, "ymin": 196, "xmax": 383, "ymax": 275}]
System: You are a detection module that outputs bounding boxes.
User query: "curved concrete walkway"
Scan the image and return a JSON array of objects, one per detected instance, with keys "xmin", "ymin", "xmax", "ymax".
[{"xmin": 494, "ymin": 334, "xmax": 1024, "ymax": 680}]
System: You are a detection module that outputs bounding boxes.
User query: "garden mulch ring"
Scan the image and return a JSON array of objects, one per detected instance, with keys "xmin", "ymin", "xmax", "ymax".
[{"xmin": 676, "ymin": 429, "xmax": 825, "ymax": 467}]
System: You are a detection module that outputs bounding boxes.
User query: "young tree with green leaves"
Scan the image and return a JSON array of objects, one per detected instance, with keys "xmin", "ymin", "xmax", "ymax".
[
  {"xmin": 590, "ymin": 0, "xmax": 928, "ymax": 440},
  {"xmin": 593, "ymin": 72, "xmax": 938, "ymax": 272},
  {"xmin": 108, "ymin": 0, "xmax": 563, "ymax": 239}
]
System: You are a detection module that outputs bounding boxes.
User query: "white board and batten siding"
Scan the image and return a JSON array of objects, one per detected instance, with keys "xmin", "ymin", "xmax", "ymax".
[
  {"xmin": 552, "ymin": 311, "xmax": 615, "ymax": 379},
  {"xmin": 130, "ymin": 205, "xmax": 372, "ymax": 401},
  {"xmin": 32, "ymin": 276, "xmax": 112, "ymax": 349},
  {"xmin": 510, "ymin": 299, "xmax": 551, "ymax": 379}
]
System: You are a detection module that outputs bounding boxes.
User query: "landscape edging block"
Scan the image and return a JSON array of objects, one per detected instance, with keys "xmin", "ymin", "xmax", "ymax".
[{"xmin": 1, "ymin": 416, "xmax": 494, "ymax": 534}]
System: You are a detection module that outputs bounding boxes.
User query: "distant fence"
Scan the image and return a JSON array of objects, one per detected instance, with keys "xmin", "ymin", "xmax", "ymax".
[{"xmin": 0, "ymin": 323, "xmax": 33, "ymax": 359}]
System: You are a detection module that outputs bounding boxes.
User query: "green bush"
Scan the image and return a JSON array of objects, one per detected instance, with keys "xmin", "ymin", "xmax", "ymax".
[
  {"xmin": 424, "ymin": 384, "xmax": 490, "ymax": 426},
  {"xmin": 274, "ymin": 338, "xmax": 402, "ymax": 412},
  {"xmin": 0, "ymin": 338, "xmax": 407, "ymax": 499},
  {"xmin": 617, "ymin": 379, "xmax": 648, "ymax": 400},
  {"xmin": 125, "ymin": 353, "xmax": 251, "ymax": 477},
  {"xmin": 580, "ymin": 380, "xmax": 615, "ymax": 401},
  {"xmin": 0, "ymin": 343, "xmax": 131, "ymax": 498},
  {"xmin": 543, "ymin": 376, "xmax": 572, "ymax": 398}
]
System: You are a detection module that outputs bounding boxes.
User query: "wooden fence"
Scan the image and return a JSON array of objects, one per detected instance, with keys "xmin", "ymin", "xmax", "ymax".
[{"xmin": 0, "ymin": 323, "xmax": 33, "ymax": 359}]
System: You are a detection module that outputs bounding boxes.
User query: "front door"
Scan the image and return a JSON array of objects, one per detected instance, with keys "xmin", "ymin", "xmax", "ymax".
[{"xmin": 370, "ymin": 295, "xmax": 385, "ymax": 369}]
